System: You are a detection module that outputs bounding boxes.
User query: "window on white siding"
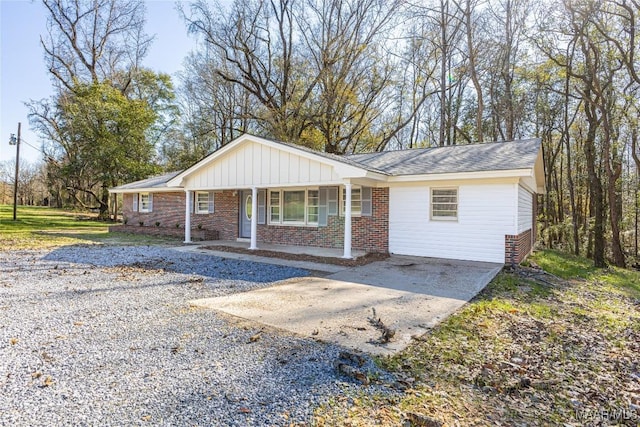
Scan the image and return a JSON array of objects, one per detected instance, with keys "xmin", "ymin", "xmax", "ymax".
[
  {"xmin": 431, "ymin": 188, "xmax": 458, "ymax": 220},
  {"xmin": 139, "ymin": 193, "xmax": 151, "ymax": 212},
  {"xmin": 196, "ymin": 191, "xmax": 210, "ymax": 214},
  {"xmin": 341, "ymin": 187, "xmax": 361, "ymax": 216}
]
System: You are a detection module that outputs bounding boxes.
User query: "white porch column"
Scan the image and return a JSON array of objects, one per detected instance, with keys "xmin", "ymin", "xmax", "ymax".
[
  {"xmin": 184, "ymin": 190, "xmax": 192, "ymax": 243},
  {"xmin": 249, "ymin": 186, "xmax": 258, "ymax": 250},
  {"xmin": 343, "ymin": 182, "xmax": 352, "ymax": 259}
]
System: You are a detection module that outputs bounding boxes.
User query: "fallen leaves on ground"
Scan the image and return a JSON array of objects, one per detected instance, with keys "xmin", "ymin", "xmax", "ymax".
[{"xmin": 314, "ymin": 253, "xmax": 640, "ymax": 426}]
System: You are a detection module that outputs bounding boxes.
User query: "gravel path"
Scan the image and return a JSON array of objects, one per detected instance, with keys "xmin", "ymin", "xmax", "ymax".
[{"xmin": 0, "ymin": 245, "xmax": 391, "ymax": 426}]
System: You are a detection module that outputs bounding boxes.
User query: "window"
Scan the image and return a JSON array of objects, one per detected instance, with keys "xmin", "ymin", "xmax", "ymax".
[
  {"xmin": 283, "ymin": 190, "xmax": 305, "ymax": 223},
  {"xmin": 341, "ymin": 187, "xmax": 362, "ymax": 216},
  {"xmin": 431, "ymin": 188, "xmax": 458, "ymax": 220},
  {"xmin": 196, "ymin": 191, "xmax": 210, "ymax": 214},
  {"xmin": 269, "ymin": 191, "xmax": 280, "ymax": 222},
  {"xmin": 139, "ymin": 193, "xmax": 151, "ymax": 212},
  {"xmin": 268, "ymin": 188, "xmax": 318, "ymax": 226},
  {"xmin": 307, "ymin": 190, "xmax": 319, "ymax": 224}
]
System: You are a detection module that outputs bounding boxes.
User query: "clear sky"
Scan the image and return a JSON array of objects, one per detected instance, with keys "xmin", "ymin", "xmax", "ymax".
[{"xmin": 0, "ymin": 0, "xmax": 197, "ymax": 164}]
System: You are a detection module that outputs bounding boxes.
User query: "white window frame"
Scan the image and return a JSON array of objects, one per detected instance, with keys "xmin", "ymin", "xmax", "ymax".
[
  {"xmin": 340, "ymin": 186, "xmax": 362, "ymax": 216},
  {"xmin": 139, "ymin": 192, "xmax": 151, "ymax": 213},
  {"xmin": 267, "ymin": 187, "xmax": 319, "ymax": 227},
  {"xmin": 269, "ymin": 190, "xmax": 280, "ymax": 223},
  {"xmin": 195, "ymin": 191, "xmax": 210, "ymax": 214},
  {"xmin": 431, "ymin": 187, "xmax": 458, "ymax": 221}
]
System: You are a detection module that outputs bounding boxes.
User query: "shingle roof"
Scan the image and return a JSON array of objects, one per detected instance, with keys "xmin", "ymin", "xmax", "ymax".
[
  {"xmin": 111, "ymin": 171, "xmax": 182, "ymax": 191},
  {"xmin": 345, "ymin": 138, "xmax": 541, "ymax": 175},
  {"xmin": 268, "ymin": 138, "xmax": 390, "ymax": 175}
]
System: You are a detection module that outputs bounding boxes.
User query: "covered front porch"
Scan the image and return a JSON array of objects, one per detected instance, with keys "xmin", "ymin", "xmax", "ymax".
[
  {"xmin": 194, "ymin": 239, "xmax": 367, "ymax": 259},
  {"xmin": 181, "ymin": 184, "xmax": 363, "ymax": 259}
]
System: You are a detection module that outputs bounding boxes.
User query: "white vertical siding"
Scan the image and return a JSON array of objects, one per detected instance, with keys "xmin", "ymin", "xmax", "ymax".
[
  {"xmin": 185, "ymin": 141, "xmax": 340, "ymax": 188},
  {"xmin": 517, "ymin": 185, "xmax": 533, "ymax": 234},
  {"xmin": 389, "ymin": 183, "xmax": 516, "ymax": 263}
]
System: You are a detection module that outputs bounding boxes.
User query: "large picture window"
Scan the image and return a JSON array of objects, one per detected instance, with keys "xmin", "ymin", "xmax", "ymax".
[
  {"xmin": 268, "ymin": 188, "xmax": 318, "ymax": 226},
  {"xmin": 283, "ymin": 190, "xmax": 305, "ymax": 222},
  {"xmin": 431, "ymin": 188, "xmax": 458, "ymax": 220}
]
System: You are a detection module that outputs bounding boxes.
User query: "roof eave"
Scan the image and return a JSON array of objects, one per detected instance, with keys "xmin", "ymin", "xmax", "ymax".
[
  {"xmin": 387, "ymin": 168, "xmax": 534, "ymax": 182},
  {"xmin": 109, "ymin": 187, "xmax": 184, "ymax": 194}
]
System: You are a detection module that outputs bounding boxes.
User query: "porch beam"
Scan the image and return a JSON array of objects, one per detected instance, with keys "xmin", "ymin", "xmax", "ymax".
[
  {"xmin": 249, "ymin": 186, "xmax": 258, "ymax": 250},
  {"xmin": 184, "ymin": 190, "xmax": 192, "ymax": 243},
  {"xmin": 343, "ymin": 182, "xmax": 352, "ymax": 259}
]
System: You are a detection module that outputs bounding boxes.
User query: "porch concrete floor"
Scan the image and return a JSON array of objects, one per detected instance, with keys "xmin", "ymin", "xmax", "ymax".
[
  {"xmin": 172, "ymin": 241, "xmax": 365, "ymax": 273},
  {"xmin": 198, "ymin": 240, "xmax": 366, "ymax": 259},
  {"xmin": 190, "ymin": 255, "xmax": 503, "ymax": 355}
]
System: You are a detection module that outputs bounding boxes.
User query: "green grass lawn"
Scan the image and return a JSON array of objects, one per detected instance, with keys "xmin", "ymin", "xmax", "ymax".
[
  {"xmin": 0, "ymin": 205, "xmax": 180, "ymax": 248},
  {"xmin": 315, "ymin": 250, "xmax": 640, "ymax": 426}
]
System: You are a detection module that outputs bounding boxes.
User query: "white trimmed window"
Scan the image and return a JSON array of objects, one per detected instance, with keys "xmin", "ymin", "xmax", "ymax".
[
  {"xmin": 269, "ymin": 191, "xmax": 280, "ymax": 222},
  {"xmin": 268, "ymin": 188, "xmax": 318, "ymax": 226},
  {"xmin": 307, "ymin": 190, "xmax": 319, "ymax": 224},
  {"xmin": 196, "ymin": 191, "xmax": 211, "ymax": 214},
  {"xmin": 431, "ymin": 188, "xmax": 458, "ymax": 220},
  {"xmin": 139, "ymin": 193, "xmax": 151, "ymax": 212},
  {"xmin": 341, "ymin": 187, "xmax": 362, "ymax": 216}
]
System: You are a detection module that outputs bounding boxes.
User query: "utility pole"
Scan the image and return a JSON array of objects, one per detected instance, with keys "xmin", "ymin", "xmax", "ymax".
[{"xmin": 9, "ymin": 122, "xmax": 21, "ymax": 221}]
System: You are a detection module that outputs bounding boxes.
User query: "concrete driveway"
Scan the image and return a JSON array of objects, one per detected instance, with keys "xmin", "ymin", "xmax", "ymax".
[{"xmin": 190, "ymin": 256, "xmax": 502, "ymax": 355}]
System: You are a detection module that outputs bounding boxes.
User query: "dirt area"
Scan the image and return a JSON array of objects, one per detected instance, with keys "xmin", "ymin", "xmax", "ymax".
[{"xmin": 203, "ymin": 245, "xmax": 389, "ymax": 267}]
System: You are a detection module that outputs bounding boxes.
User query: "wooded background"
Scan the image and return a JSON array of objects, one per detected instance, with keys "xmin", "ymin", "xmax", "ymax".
[{"xmin": 1, "ymin": 0, "xmax": 638, "ymax": 268}]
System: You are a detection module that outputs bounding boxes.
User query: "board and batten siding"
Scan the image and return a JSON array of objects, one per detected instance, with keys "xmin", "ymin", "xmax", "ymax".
[
  {"xmin": 389, "ymin": 183, "xmax": 516, "ymax": 263},
  {"xmin": 185, "ymin": 141, "xmax": 340, "ymax": 189},
  {"xmin": 517, "ymin": 185, "xmax": 533, "ymax": 234}
]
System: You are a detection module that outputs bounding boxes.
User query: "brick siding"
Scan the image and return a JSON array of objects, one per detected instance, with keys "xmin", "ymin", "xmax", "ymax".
[
  {"xmin": 119, "ymin": 188, "xmax": 389, "ymax": 253},
  {"xmin": 505, "ymin": 229, "xmax": 533, "ymax": 264},
  {"xmin": 258, "ymin": 187, "xmax": 389, "ymax": 253}
]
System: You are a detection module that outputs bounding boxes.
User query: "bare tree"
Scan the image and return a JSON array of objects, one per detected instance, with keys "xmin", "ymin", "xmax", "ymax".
[{"xmin": 41, "ymin": 0, "xmax": 151, "ymax": 92}]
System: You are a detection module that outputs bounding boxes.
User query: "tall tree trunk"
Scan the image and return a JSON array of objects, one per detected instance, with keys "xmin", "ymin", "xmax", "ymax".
[{"xmin": 583, "ymin": 101, "xmax": 606, "ymax": 267}]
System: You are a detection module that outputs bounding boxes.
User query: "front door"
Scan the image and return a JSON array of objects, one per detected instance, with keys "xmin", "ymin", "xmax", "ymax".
[{"xmin": 239, "ymin": 190, "xmax": 252, "ymax": 238}]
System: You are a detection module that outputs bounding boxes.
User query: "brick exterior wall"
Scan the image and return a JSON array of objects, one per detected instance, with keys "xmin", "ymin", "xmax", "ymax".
[
  {"xmin": 505, "ymin": 229, "xmax": 533, "ymax": 264},
  {"xmin": 258, "ymin": 187, "xmax": 389, "ymax": 253},
  {"xmin": 121, "ymin": 191, "xmax": 238, "ymax": 240},
  {"xmin": 118, "ymin": 188, "xmax": 389, "ymax": 253}
]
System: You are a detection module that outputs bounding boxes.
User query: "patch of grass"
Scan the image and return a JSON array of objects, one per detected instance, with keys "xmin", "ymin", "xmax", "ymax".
[
  {"xmin": 0, "ymin": 205, "xmax": 179, "ymax": 249},
  {"xmin": 530, "ymin": 249, "xmax": 596, "ymax": 279},
  {"xmin": 316, "ymin": 249, "xmax": 640, "ymax": 425}
]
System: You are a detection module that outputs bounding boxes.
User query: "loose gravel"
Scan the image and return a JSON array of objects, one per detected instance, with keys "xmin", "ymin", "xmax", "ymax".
[{"xmin": 0, "ymin": 245, "xmax": 393, "ymax": 426}]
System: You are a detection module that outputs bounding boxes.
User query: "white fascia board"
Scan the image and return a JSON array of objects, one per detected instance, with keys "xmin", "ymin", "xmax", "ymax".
[
  {"xmin": 188, "ymin": 180, "xmax": 348, "ymax": 191},
  {"xmin": 108, "ymin": 187, "xmax": 184, "ymax": 194},
  {"xmin": 167, "ymin": 133, "xmax": 377, "ymax": 187},
  {"xmin": 387, "ymin": 169, "xmax": 533, "ymax": 183}
]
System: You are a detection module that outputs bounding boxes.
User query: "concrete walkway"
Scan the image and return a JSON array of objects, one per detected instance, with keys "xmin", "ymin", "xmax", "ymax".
[{"xmin": 190, "ymin": 255, "xmax": 503, "ymax": 355}]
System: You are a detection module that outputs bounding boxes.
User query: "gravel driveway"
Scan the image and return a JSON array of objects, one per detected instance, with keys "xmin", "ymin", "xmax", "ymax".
[{"xmin": 0, "ymin": 245, "xmax": 391, "ymax": 426}]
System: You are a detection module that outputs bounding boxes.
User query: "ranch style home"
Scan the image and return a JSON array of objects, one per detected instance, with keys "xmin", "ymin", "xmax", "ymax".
[{"xmin": 109, "ymin": 134, "xmax": 545, "ymax": 264}]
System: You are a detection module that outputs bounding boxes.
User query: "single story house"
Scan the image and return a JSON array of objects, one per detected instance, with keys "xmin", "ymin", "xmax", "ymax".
[{"xmin": 109, "ymin": 133, "xmax": 545, "ymax": 264}]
